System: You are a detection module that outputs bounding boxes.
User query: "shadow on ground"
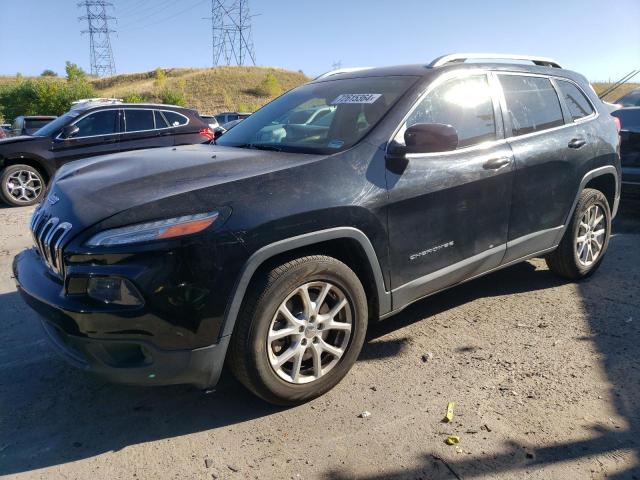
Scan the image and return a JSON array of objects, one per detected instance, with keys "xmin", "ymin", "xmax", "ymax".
[{"xmin": 1, "ymin": 199, "xmax": 639, "ymax": 477}]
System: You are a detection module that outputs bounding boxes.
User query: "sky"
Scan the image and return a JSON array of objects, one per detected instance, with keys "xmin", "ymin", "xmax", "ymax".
[{"xmin": 0, "ymin": 0, "xmax": 639, "ymax": 82}]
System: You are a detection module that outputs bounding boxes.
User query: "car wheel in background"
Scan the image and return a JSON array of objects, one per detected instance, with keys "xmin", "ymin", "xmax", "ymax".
[{"xmin": 0, "ymin": 164, "xmax": 45, "ymax": 207}]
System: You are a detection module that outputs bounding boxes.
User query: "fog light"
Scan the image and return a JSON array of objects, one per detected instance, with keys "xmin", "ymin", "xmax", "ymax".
[{"xmin": 87, "ymin": 277, "xmax": 144, "ymax": 306}]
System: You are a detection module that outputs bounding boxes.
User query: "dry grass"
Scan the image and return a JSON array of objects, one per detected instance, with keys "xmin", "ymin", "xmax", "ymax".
[{"xmin": 0, "ymin": 66, "xmax": 309, "ymax": 115}]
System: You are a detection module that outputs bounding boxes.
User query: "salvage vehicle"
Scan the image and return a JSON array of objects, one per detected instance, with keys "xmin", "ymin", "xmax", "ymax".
[
  {"xmin": 14, "ymin": 54, "xmax": 620, "ymax": 405},
  {"xmin": 0, "ymin": 101, "xmax": 213, "ymax": 206},
  {"xmin": 611, "ymin": 107, "xmax": 640, "ymax": 196}
]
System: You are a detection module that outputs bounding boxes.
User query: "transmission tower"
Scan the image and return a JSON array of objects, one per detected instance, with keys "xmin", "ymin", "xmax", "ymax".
[
  {"xmin": 206, "ymin": 0, "xmax": 256, "ymax": 67},
  {"xmin": 79, "ymin": 1, "xmax": 116, "ymax": 77}
]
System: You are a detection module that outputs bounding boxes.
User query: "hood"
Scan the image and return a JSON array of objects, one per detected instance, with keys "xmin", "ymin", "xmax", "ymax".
[
  {"xmin": 0, "ymin": 135, "xmax": 40, "ymax": 145},
  {"xmin": 46, "ymin": 143, "xmax": 324, "ymax": 228}
]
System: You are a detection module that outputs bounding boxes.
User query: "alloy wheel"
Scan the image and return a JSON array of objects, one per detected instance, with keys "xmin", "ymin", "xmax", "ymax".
[
  {"xmin": 6, "ymin": 170, "xmax": 43, "ymax": 203},
  {"xmin": 576, "ymin": 204, "xmax": 606, "ymax": 266},
  {"xmin": 267, "ymin": 281, "xmax": 352, "ymax": 384}
]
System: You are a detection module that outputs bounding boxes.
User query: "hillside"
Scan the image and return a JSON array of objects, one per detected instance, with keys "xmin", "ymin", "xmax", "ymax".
[
  {"xmin": 0, "ymin": 66, "xmax": 310, "ymax": 118},
  {"xmin": 0, "ymin": 66, "xmax": 638, "ymax": 121}
]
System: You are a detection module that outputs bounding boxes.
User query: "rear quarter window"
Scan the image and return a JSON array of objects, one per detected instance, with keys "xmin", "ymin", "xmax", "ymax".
[
  {"xmin": 163, "ymin": 111, "xmax": 189, "ymax": 127},
  {"xmin": 557, "ymin": 80, "xmax": 594, "ymax": 121},
  {"xmin": 499, "ymin": 75, "xmax": 564, "ymax": 136}
]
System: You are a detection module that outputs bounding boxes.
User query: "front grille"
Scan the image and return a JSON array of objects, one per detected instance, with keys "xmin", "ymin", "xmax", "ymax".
[{"xmin": 30, "ymin": 209, "xmax": 73, "ymax": 277}]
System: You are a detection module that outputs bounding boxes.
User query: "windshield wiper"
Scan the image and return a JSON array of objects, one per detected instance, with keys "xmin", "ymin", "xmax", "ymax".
[{"xmin": 236, "ymin": 143, "xmax": 283, "ymax": 152}]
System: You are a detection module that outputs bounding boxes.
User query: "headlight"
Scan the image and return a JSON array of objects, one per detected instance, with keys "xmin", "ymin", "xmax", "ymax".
[{"xmin": 86, "ymin": 212, "xmax": 219, "ymax": 246}]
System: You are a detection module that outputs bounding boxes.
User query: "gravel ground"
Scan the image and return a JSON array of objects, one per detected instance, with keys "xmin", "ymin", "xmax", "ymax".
[{"xmin": 1, "ymin": 200, "xmax": 639, "ymax": 480}]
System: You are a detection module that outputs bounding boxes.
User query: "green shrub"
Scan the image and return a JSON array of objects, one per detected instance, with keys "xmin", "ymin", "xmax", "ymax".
[
  {"xmin": 159, "ymin": 87, "xmax": 186, "ymax": 106},
  {"xmin": 154, "ymin": 68, "xmax": 167, "ymax": 89},
  {"xmin": 0, "ymin": 78, "xmax": 95, "ymax": 121},
  {"xmin": 122, "ymin": 92, "xmax": 145, "ymax": 103},
  {"xmin": 41, "ymin": 69, "xmax": 58, "ymax": 77},
  {"xmin": 254, "ymin": 73, "xmax": 282, "ymax": 97},
  {"xmin": 65, "ymin": 61, "xmax": 86, "ymax": 82}
]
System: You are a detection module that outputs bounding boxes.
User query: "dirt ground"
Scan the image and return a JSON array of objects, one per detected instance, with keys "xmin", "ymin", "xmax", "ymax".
[{"xmin": 1, "ymin": 200, "xmax": 639, "ymax": 480}]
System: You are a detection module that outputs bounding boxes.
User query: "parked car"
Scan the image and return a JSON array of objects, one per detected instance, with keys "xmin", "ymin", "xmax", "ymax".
[
  {"xmin": 0, "ymin": 125, "xmax": 9, "ymax": 139},
  {"xmin": 200, "ymin": 115, "xmax": 220, "ymax": 130},
  {"xmin": 14, "ymin": 53, "xmax": 620, "ymax": 406},
  {"xmin": 615, "ymin": 88, "xmax": 640, "ymax": 107},
  {"xmin": 611, "ymin": 107, "xmax": 640, "ymax": 196},
  {"xmin": 215, "ymin": 111, "xmax": 251, "ymax": 125},
  {"xmin": 0, "ymin": 102, "xmax": 213, "ymax": 206},
  {"xmin": 221, "ymin": 118, "xmax": 244, "ymax": 130},
  {"xmin": 11, "ymin": 115, "xmax": 57, "ymax": 136}
]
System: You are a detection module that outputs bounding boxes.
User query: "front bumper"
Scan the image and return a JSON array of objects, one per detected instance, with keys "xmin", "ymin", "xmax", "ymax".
[{"xmin": 13, "ymin": 249, "xmax": 230, "ymax": 389}]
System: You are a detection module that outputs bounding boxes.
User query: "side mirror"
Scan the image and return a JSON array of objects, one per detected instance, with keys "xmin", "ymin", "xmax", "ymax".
[
  {"xmin": 404, "ymin": 123, "xmax": 458, "ymax": 154},
  {"xmin": 213, "ymin": 127, "xmax": 226, "ymax": 140},
  {"xmin": 61, "ymin": 125, "xmax": 79, "ymax": 139}
]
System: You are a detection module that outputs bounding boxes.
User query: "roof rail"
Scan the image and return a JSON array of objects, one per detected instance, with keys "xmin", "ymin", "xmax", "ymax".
[
  {"xmin": 429, "ymin": 53, "xmax": 562, "ymax": 69},
  {"xmin": 71, "ymin": 97, "xmax": 123, "ymax": 105},
  {"xmin": 314, "ymin": 67, "xmax": 373, "ymax": 80}
]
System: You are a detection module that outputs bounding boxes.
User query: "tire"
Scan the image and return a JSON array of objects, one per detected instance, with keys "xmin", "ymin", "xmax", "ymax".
[
  {"xmin": 545, "ymin": 188, "xmax": 611, "ymax": 280},
  {"xmin": 0, "ymin": 164, "xmax": 46, "ymax": 207},
  {"xmin": 227, "ymin": 255, "xmax": 368, "ymax": 406}
]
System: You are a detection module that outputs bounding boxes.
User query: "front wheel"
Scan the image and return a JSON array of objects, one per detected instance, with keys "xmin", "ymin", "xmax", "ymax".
[
  {"xmin": 545, "ymin": 188, "xmax": 611, "ymax": 279},
  {"xmin": 0, "ymin": 164, "xmax": 46, "ymax": 207},
  {"xmin": 227, "ymin": 255, "xmax": 368, "ymax": 406}
]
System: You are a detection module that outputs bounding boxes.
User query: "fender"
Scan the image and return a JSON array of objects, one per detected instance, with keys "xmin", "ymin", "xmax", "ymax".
[
  {"xmin": 219, "ymin": 227, "xmax": 391, "ymax": 339},
  {"xmin": 562, "ymin": 165, "xmax": 619, "ymax": 233}
]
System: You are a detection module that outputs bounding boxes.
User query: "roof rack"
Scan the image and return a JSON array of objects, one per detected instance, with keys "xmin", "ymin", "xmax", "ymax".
[
  {"xmin": 429, "ymin": 53, "xmax": 562, "ymax": 69},
  {"xmin": 314, "ymin": 67, "xmax": 373, "ymax": 80}
]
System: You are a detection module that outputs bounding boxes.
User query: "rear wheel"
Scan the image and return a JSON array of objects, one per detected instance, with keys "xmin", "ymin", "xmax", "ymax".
[
  {"xmin": 545, "ymin": 188, "xmax": 611, "ymax": 279},
  {"xmin": 0, "ymin": 164, "xmax": 45, "ymax": 207},
  {"xmin": 227, "ymin": 255, "xmax": 368, "ymax": 405}
]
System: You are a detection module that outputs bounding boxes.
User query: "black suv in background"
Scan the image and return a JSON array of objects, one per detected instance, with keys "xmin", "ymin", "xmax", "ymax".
[
  {"xmin": 0, "ymin": 102, "xmax": 213, "ymax": 206},
  {"xmin": 14, "ymin": 54, "xmax": 620, "ymax": 406}
]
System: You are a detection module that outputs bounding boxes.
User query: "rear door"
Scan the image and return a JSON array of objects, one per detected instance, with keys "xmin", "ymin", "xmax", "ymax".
[
  {"xmin": 386, "ymin": 72, "xmax": 514, "ymax": 305},
  {"xmin": 51, "ymin": 109, "xmax": 121, "ymax": 165},
  {"xmin": 163, "ymin": 110, "xmax": 200, "ymax": 146},
  {"xmin": 119, "ymin": 108, "xmax": 174, "ymax": 152},
  {"xmin": 497, "ymin": 73, "xmax": 596, "ymax": 263}
]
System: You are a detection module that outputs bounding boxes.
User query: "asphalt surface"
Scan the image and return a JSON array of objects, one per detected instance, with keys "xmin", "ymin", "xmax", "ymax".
[{"xmin": 1, "ymin": 199, "xmax": 639, "ymax": 479}]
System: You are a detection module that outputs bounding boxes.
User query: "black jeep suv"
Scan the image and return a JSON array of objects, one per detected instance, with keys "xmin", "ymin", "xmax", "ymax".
[
  {"xmin": 0, "ymin": 101, "xmax": 212, "ymax": 207},
  {"xmin": 14, "ymin": 54, "xmax": 621, "ymax": 406}
]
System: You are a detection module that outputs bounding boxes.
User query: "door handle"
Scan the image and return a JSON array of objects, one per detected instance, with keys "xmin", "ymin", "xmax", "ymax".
[
  {"xmin": 568, "ymin": 137, "xmax": 586, "ymax": 149},
  {"xmin": 483, "ymin": 157, "xmax": 511, "ymax": 170}
]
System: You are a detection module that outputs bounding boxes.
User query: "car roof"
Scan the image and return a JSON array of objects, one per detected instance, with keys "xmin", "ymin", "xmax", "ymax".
[
  {"xmin": 310, "ymin": 61, "xmax": 589, "ymax": 86},
  {"xmin": 17, "ymin": 115, "xmax": 57, "ymax": 120}
]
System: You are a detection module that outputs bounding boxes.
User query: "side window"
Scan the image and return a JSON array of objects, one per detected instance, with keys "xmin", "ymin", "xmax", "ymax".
[
  {"xmin": 154, "ymin": 110, "xmax": 168, "ymax": 128},
  {"xmin": 163, "ymin": 111, "xmax": 188, "ymax": 127},
  {"xmin": 124, "ymin": 109, "xmax": 155, "ymax": 132},
  {"xmin": 557, "ymin": 80, "xmax": 594, "ymax": 121},
  {"xmin": 405, "ymin": 75, "xmax": 497, "ymax": 148},
  {"xmin": 499, "ymin": 75, "xmax": 564, "ymax": 136},
  {"xmin": 74, "ymin": 110, "xmax": 118, "ymax": 137}
]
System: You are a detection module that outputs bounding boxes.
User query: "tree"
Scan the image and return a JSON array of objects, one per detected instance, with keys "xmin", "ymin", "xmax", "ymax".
[
  {"xmin": 65, "ymin": 61, "xmax": 86, "ymax": 82},
  {"xmin": 153, "ymin": 68, "xmax": 167, "ymax": 89},
  {"xmin": 41, "ymin": 69, "xmax": 58, "ymax": 77}
]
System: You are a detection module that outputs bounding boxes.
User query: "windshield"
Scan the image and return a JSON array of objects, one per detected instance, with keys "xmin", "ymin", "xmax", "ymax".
[
  {"xmin": 34, "ymin": 111, "xmax": 81, "ymax": 137},
  {"xmin": 216, "ymin": 76, "xmax": 418, "ymax": 154}
]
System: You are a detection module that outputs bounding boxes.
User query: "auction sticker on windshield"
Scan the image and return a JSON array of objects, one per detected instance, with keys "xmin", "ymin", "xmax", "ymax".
[{"xmin": 331, "ymin": 93, "xmax": 381, "ymax": 104}]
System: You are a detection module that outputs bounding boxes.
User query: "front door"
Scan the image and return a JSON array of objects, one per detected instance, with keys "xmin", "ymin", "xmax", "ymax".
[
  {"xmin": 52, "ymin": 108, "xmax": 121, "ymax": 167},
  {"xmin": 386, "ymin": 72, "xmax": 514, "ymax": 306}
]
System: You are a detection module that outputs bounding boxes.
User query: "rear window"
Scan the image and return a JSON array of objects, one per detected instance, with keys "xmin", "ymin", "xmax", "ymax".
[
  {"xmin": 499, "ymin": 75, "xmax": 564, "ymax": 136},
  {"xmin": 125, "ymin": 109, "xmax": 155, "ymax": 132},
  {"xmin": 557, "ymin": 80, "xmax": 594, "ymax": 121},
  {"xmin": 25, "ymin": 119, "xmax": 53, "ymax": 130},
  {"xmin": 163, "ymin": 111, "xmax": 189, "ymax": 127}
]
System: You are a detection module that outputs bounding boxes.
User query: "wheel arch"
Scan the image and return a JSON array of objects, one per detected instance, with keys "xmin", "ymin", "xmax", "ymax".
[
  {"xmin": 584, "ymin": 172, "xmax": 617, "ymax": 214},
  {"xmin": 565, "ymin": 166, "xmax": 619, "ymax": 227},
  {"xmin": 1, "ymin": 156, "xmax": 51, "ymax": 184},
  {"xmin": 219, "ymin": 227, "xmax": 391, "ymax": 339}
]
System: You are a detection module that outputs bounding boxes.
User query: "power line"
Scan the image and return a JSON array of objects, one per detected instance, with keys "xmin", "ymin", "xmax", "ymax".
[
  {"xmin": 78, "ymin": 1, "xmax": 116, "ymax": 77},
  {"xmin": 118, "ymin": 0, "xmax": 208, "ymax": 32}
]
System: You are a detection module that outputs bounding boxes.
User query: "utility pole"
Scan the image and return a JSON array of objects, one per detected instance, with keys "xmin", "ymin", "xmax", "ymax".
[
  {"xmin": 205, "ymin": 0, "xmax": 256, "ymax": 67},
  {"xmin": 79, "ymin": 1, "xmax": 116, "ymax": 77}
]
